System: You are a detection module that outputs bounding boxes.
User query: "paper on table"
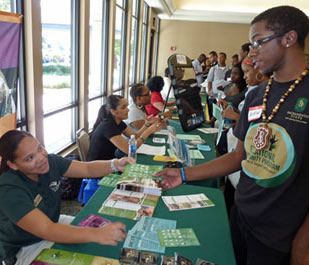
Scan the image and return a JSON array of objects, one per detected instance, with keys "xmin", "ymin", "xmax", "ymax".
[
  {"xmin": 197, "ymin": 127, "xmax": 219, "ymax": 134},
  {"xmin": 212, "ymin": 103, "xmax": 224, "ymax": 145},
  {"xmin": 154, "ymin": 129, "xmax": 169, "ymax": 136},
  {"xmin": 137, "ymin": 144, "xmax": 166, "ymax": 156}
]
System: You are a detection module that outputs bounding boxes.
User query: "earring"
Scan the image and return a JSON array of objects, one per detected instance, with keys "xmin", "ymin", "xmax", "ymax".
[{"xmin": 286, "ymin": 44, "xmax": 289, "ymax": 48}]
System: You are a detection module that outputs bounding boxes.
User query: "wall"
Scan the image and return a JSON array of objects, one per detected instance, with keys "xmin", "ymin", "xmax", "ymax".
[
  {"xmin": 157, "ymin": 19, "xmax": 309, "ymax": 79},
  {"xmin": 157, "ymin": 19, "xmax": 250, "ymax": 78}
]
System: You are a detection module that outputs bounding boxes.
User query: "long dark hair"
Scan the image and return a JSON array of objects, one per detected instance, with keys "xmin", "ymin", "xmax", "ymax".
[
  {"xmin": 0, "ymin": 130, "xmax": 33, "ymax": 174},
  {"xmin": 92, "ymin": 95, "xmax": 123, "ymax": 132}
]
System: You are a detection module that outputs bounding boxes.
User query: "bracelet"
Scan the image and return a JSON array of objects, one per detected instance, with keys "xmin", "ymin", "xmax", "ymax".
[
  {"xmin": 111, "ymin": 159, "xmax": 117, "ymax": 172},
  {"xmin": 180, "ymin": 168, "xmax": 186, "ymax": 184},
  {"xmin": 139, "ymin": 135, "xmax": 146, "ymax": 142}
]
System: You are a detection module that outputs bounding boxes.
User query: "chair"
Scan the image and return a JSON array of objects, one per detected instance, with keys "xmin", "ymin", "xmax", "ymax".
[
  {"xmin": 76, "ymin": 128, "xmax": 90, "ymax": 162},
  {"xmin": 76, "ymin": 128, "xmax": 99, "ymax": 204}
]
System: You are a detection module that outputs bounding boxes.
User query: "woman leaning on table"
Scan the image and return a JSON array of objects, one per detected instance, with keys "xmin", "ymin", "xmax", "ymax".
[
  {"xmin": 87, "ymin": 94, "xmax": 166, "ymax": 160},
  {"xmin": 0, "ymin": 130, "xmax": 134, "ymax": 265}
]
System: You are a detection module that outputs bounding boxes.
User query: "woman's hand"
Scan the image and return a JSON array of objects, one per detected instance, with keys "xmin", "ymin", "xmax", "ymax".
[
  {"xmin": 115, "ymin": 157, "xmax": 135, "ymax": 172},
  {"xmin": 222, "ymin": 108, "xmax": 240, "ymax": 121},
  {"xmin": 153, "ymin": 168, "xmax": 183, "ymax": 190},
  {"xmin": 95, "ymin": 222, "xmax": 126, "ymax": 246},
  {"xmin": 145, "ymin": 114, "xmax": 157, "ymax": 127}
]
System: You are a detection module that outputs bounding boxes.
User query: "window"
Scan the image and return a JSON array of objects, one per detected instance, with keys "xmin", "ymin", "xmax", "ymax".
[
  {"xmin": 113, "ymin": 0, "xmax": 127, "ymax": 93},
  {"xmin": 139, "ymin": 2, "xmax": 148, "ymax": 82},
  {"xmin": 0, "ymin": 0, "xmax": 27, "ymax": 131},
  {"xmin": 129, "ymin": 0, "xmax": 140, "ymax": 84},
  {"xmin": 88, "ymin": 0, "xmax": 109, "ymax": 129},
  {"xmin": 41, "ymin": 0, "xmax": 78, "ymax": 152}
]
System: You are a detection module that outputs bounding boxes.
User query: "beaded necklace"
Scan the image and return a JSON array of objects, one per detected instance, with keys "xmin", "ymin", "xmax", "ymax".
[{"xmin": 253, "ymin": 67, "xmax": 309, "ymax": 151}]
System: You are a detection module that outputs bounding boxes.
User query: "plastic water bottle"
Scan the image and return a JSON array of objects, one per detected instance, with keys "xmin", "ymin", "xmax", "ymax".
[
  {"xmin": 224, "ymin": 102, "xmax": 233, "ymax": 129},
  {"xmin": 128, "ymin": 135, "xmax": 137, "ymax": 160}
]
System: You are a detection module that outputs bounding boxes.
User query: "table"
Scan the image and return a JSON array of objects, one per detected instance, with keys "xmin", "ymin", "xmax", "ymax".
[
  {"xmin": 53, "ymin": 184, "xmax": 236, "ymax": 265},
  {"xmin": 138, "ymin": 119, "xmax": 220, "ymax": 188}
]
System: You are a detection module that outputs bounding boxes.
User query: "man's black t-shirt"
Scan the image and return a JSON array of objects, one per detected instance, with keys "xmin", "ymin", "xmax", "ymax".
[
  {"xmin": 87, "ymin": 115, "xmax": 127, "ymax": 161},
  {"xmin": 233, "ymin": 75, "xmax": 309, "ymax": 252}
]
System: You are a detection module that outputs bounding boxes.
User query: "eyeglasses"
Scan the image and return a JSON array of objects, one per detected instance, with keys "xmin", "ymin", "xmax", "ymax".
[{"xmin": 249, "ymin": 32, "xmax": 287, "ymax": 50}]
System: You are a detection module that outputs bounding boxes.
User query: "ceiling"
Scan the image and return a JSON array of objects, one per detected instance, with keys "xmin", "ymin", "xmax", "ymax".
[{"xmin": 145, "ymin": 0, "xmax": 309, "ymax": 24}]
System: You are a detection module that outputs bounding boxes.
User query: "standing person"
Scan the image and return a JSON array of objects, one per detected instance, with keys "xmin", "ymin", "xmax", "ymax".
[
  {"xmin": 0, "ymin": 130, "xmax": 133, "ymax": 265},
  {"xmin": 161, "ymin": 68, "xmax": 175, "ymax": 101},
  {"xmin": 239, "ymin": 42, "xmax": 250, "ymax": 62},
  {"xmin": 192, "ymin": 54, "xmax": 207, "ymax": 87},
  {"xmin": 225, "ymin": 54, "xmax": 240, "ymax": 80},
  {"xmin": 208, "ymin": 51, "xmax": 218, "ymax": 67},
  {"xmin": 88, "ymin": 95, "xmax": 164, "ymax": 161},
  {"xmin": 207, "ymin": 52, "xmax": 230, "ymax": 99},
  {"xmin": 154, "ymin": 6, "xmax": 309, "ymax": 265}
]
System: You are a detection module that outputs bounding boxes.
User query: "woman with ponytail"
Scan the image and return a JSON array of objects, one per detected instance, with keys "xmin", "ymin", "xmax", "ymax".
[
  {"xmin": 87, "ymin": 94, "xmax": 165, "ymax": 161},
  {"xmin": 0, "ymin": 130, "xmax": 134, "ymax": 265}
]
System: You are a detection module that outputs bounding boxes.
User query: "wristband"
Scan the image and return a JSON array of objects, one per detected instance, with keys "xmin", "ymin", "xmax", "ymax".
[
  {"xmin": 111, "ymin": 159, "xmax": 117, "ymax": 172},
  {"xmin": 180, "ymin": 168, "xmax": 186, "ymax": 184}
]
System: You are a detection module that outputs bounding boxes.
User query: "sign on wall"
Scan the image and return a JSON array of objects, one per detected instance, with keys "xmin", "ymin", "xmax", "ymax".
[{"xmin": 0, "ymin": 11, "xmax": 22, "ymax": 137}]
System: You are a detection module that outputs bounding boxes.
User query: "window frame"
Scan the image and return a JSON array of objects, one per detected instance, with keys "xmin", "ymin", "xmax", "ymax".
[
  {"xmin": 113, "ymin": 0, "xmax": 128, "ymax": 95},
  {"xmin": 139, "ymin": 2, "xmax": 148, "ymax": 83},
  {"xmin": 129, "ymin": 0, "xmax": 140, "ymax": 85}
]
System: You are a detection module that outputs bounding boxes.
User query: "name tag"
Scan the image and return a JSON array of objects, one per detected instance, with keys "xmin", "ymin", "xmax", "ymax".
[
  {"xmin": 33, "ymin": 194, "xmax": 42, "ymax": 207},
  {"xmin": 248, "ymin": 105, "xmax": 263, "ymax": 121}
]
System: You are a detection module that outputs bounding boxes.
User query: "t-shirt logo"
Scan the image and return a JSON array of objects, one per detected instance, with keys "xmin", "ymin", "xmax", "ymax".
[
  {"xmin": 49, "ymin": 181, "xmax": 60, "ymax": 192},
  {"xmin": 294, "ymin": 97, "xmax": 308, "ymax": 112},
  {"xmin": 243, "ymin": 123, "xmax": 295, "ymax": 188}
]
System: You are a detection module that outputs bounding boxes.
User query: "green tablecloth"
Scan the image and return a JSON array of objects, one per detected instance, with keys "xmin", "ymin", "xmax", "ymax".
[
  {"xmin": 53, "ymin": 184, "xmax": 236, "ymax": 265},
  {"xmin": 138, "ymin": 119, "xmax": 219, "ymax": 188}
]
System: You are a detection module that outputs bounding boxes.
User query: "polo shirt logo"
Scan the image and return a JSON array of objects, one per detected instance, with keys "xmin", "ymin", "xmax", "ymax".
[
  {"xmin": 33, "ymin": 194, "xmax": 42, "ymax": 207},
  {"xmin": 294, "ymin": 97, "xmax": 308, "ymax": 112},
  {"xmin": 49, "ymin": 181, "xmax": 60, "ymax": 192}
]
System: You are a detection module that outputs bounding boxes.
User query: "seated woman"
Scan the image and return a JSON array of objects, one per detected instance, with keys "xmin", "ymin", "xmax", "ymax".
[
  {"xmin": 145, "ymin": 76, "xmax": 175, "ymax": 118},
  {"xmin": 88, "ymin": 95, "xmax": 165, "ymax": 161},
  {"xmin": 126, "ymin": 83, "xmax": 160, "ymax": 130},
  {"xmin": 0, "ymin": 130, "xmax": 133, "ymax": 265}
]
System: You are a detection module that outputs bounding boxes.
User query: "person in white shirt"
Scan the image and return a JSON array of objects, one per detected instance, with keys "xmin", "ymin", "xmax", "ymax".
[
  {"xmin": 161, "ymin": 68, "xmax": 174, "ymax": 101},
  {"xmin": 192, "ymin": 54, "xmax": 207, "ymax": 86},
  {"xmin": 207, "ymin": 52, "xmax": 230, "ymax": 98}
]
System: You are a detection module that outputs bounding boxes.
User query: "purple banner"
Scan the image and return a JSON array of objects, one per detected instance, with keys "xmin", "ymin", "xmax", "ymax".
[{"xmin": 0, "ymin": 20, "xmax": 21, "ymax": 69}]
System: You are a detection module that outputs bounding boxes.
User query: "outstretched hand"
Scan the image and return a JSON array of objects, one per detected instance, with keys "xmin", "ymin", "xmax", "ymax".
[
  {"xmin": 96, "ymin": 222, "xmax": 126, "ymax": 246},
  {"xmin": 153, "ymin": 168, "xmax": 182, "ymax": 190},
  {"xmin": 116, "ymin": 157, "xmax": 135, "ymax": 172}
]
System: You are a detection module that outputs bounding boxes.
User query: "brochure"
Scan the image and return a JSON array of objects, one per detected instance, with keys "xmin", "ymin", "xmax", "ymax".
[
  {"xmin": 98, "ymin": 189, "xmax": 159, "ymax": 220},
  {"xmin": 123, "ymin": 216, "xmax": 177, "ymax": 254},
  {"xmin": 162, "ymin": 193, "xmax": 215, "ymax": 211},
  {"xmin": 77, "ymin": 214, "xmax": 111, "ymax": 228},
  {"xmin": 116, "ymin": 177, "xmax": 162, "ymax": 196},
  {"xmin": 122, "ymin": 164, "xmax": 163, "ymax": 179},
  {"xmin": 98, "ymin": 173, "xmax": 122, "ymax": 187},
  {"xmin": 157, "ymin": 228, "xmax": 200, "ymax": 247},
  {"xmin": 29, "ymin": 248, "xmax": 120, "ymax": 265}
]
